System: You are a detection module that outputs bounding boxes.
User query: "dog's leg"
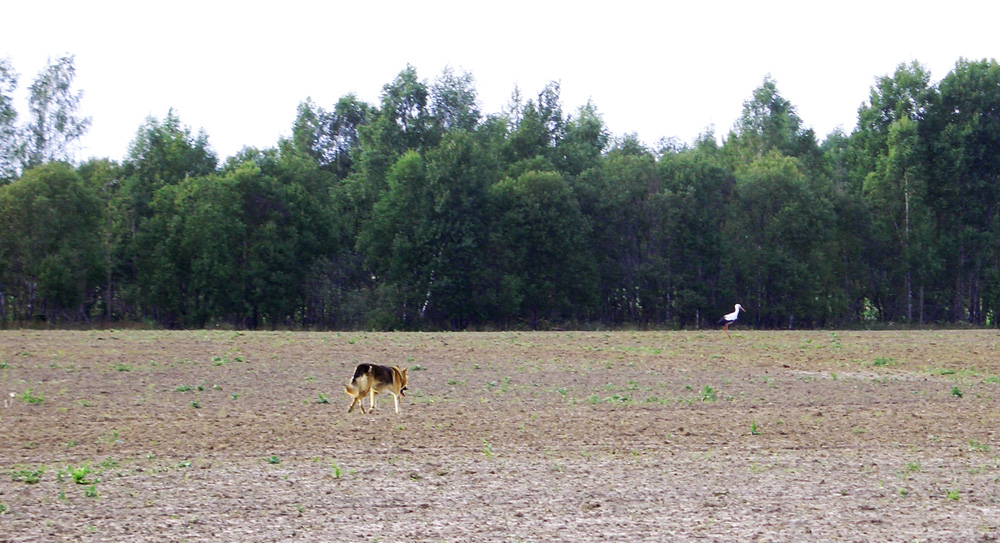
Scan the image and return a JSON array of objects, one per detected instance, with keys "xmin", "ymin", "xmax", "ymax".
[
  {"xmin": 348, "ymin": 394, "xmax": 366, "ymax": 414},
  {"xmin": 368, "ymin": 389, "xmax": 377, "ymax": 412},
  {"xmin": 392, "ymin": 392, "xmax": 400, "ymax": 414},
  {"xmin": 346, "ymin": 384, "xmax": 361, "ymax": 414}
]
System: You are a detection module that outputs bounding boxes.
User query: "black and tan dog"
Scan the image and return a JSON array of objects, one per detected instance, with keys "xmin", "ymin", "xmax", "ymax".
[{"xmin": 344, "ymin": 364, "xmax": 408, "ymax": 414}]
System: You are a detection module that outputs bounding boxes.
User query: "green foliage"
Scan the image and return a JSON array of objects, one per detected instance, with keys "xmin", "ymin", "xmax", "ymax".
[
  {"xmin": 0, "ymin": 57, "xmax": 19, "ymax": 182},
  {"xmin": 922, "ymin": 58, "xmax": 1000, "ymax": 323},
  {"xmin": 21, "ymin": 389, "xmax": 43, "ymax": 404},
  {"xmin": 70, "ymin": 465, "xmax": 97, "ymax": 485},
  {"xmin": 724, "ymin": 151, "xmax": 836, "ymax": 326},
  {"xmin": 12, "ymin": 467, "xmax": 43, "ymax": 484},
  {"xmin": 701, "ymin": 385, "xmax": 717, "ymax": 402},
  {"xmin": 129, "ymin": 144, "xmax": 338, "ymax": 328},
  {"xmin": 0, "ymin": 163, "xmax": 106, "ymax": 323},
  {"xmin": 489, "ymin": 170, "xmax": 597, "ymax": 326},
  {"xmin": 133, "ymin": 171, "xmax": 242, "ymax": 326},
  {"xmin": 430, "ymin": 67, "xmax": 481, "ymax": 133},
  {"xmin": 728, "ymin": 75, "xmax": 821, "ymax": 168},
  {"xmin": 504, "ymin": 82, "xmax": 565, "ymax": 166},
  {"xmin": 575, "ymin": 143, "xmax": 662, "ymax": 324},
  {"xmin": 123, "ymin": 109, "xmax": 217, "ymax": 192},
  {"xmin": 3, "ymin": 58, "xmax": 1000, "ymax": 330},
  {"xmin": 655, "ymin": 139, "xmax": 733, "ymax": 325},
  {"xmin": 292, "ymin": 95, "xmax": 371, "ymax": 179},
  {"xmin": 872, "ymin": 357, "xmax": 895, "ymax": 367},
  {"xmin": 359, "ymin": 129, "xmax": 499, "ymax": 328},
  {"xmin": 968, "ymin": 439, "xmax": 990, "ymax": 452},
  {"xmin": 22, "ymin": 56, "xmax": 92, "ymax": 169},
  {"xmin": 854, "ymin": 62, "xmax": 935, "ymax": 324}
]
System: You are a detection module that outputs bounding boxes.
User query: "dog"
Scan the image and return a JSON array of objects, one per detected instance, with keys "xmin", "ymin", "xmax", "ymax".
[{"xmin": 344, "ymin": 363, "xmax": 408, "ymax": 414}]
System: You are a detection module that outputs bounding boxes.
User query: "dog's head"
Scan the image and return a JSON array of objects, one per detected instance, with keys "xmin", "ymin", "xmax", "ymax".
[{"xmin": 395, "ymin": 365, "xmax": 409, "ymax": 396}]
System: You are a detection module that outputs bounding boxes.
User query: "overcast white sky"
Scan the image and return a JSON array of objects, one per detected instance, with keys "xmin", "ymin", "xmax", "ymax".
[{"xmin": 3, "ymin": 1, "xmax": 998, "ymax": 162}]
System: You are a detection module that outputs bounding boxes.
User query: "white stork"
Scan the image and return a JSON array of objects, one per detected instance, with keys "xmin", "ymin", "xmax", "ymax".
[{"xmin": 717, "ymin": 303, "xmax": 744, "ymax": 333}]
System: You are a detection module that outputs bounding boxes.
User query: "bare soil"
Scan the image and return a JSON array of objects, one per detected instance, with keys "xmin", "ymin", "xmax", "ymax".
[{"xmin": 1, "ymin": 329, "xmax": 999, "ymax": 542}]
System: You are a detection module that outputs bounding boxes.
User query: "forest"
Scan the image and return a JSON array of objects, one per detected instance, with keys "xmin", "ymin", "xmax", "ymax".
[{"xmin": 1, "ymin": 56, "xmax": 999, "ymax": 330}]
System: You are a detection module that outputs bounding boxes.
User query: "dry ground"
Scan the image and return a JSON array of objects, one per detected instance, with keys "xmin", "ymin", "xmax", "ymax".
[{"xmin": 1, "ymin": 329, "xmax": 999, "ymax": 542}]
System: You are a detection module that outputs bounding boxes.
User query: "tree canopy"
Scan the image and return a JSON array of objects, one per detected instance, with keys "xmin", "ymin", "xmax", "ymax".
[{"xmin": 2, "ymin": 58, "xmax": 1000, "ymax": 329}]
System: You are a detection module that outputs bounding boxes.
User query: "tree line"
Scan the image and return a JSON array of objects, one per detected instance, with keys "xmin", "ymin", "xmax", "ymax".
[{"xmin": 1, "ymin": 56, "xmax": 999, "ymax": 329}]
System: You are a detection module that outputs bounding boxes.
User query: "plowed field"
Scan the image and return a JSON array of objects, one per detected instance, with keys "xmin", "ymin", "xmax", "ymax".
[{"xmin": 1, "ymin": 329, "xmax": 999, "ymax": 542}]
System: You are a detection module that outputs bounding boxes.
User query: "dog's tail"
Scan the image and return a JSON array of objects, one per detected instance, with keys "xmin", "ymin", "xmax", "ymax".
[{"xmin": 344, "ymin": 383, "xmax": 358, "ymax": 397}]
